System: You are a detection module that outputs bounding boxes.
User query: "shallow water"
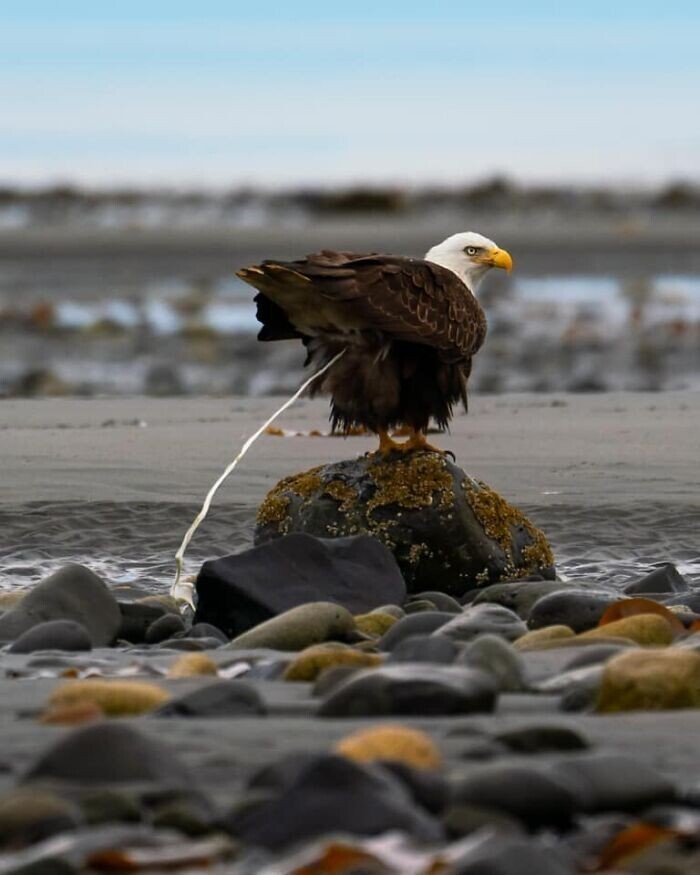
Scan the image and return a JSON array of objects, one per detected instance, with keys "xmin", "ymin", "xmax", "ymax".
[{"xmin": 1, "ymin": 500, "xmax": 698, "ymax": 593}]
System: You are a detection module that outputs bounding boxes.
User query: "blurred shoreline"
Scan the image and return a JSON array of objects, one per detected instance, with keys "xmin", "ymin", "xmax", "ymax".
[{"xmin": 1, "ymin": 188, "xmax": 699, "ymax": 398}]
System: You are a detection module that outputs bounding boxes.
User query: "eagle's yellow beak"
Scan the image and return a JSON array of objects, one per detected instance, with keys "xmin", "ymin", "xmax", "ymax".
[{"xmin": 485, "ymin": 247, "xmax": 513, "ymax": 273}]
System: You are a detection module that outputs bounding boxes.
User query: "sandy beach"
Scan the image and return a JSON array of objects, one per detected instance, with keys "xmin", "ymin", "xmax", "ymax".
[
  {"xmin": 2, "ymin": 390, "xmax": 698, "ymax": 507},
  {"xmin": 2, "ymin": 390, "xmax": 698, "ymax": 594}
]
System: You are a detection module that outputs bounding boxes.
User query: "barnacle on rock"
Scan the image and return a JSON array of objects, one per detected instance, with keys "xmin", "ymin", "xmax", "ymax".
[
  {"xmin": 323, "ymin": 479, "xmax": 358, "ymax": 512},
  {"xmin": 465, "ymin": 480, "xmax": 554, "ymax": 576},
  {"xmin": 256, "ymin": 466, "xmax": 324, "ymax": 528},
  {"xmin": 367, "ymin": 452, "xmax": 454, "ymax": 513}
]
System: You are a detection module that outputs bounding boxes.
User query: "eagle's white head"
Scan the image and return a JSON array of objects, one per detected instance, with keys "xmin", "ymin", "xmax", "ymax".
[{"xmin": 425, "ymin": 231, "xmax": 513, "ymax": 291}]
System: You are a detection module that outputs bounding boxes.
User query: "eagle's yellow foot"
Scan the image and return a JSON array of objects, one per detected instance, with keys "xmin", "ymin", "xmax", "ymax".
[
  {"xmin": 403, "ymin": 428, "xmax": 444, "ymax": 454},
  {"xmin": 374, "ymin": 428, "xmax": 449, "ymax": 457},
  {"xmin": 376, "ymin": 429, "xmax": 405, "ymax": 456}
]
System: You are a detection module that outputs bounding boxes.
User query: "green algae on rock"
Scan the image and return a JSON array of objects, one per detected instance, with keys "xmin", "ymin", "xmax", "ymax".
[{"xmin": 255, "ymin": 451, "xmax": 554, "ymax": 597}]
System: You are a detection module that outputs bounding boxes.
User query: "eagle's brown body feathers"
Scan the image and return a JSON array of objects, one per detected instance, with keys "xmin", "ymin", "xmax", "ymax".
[{"xmin": 237, "ymin": 249, "xmax": 487, "ymax": 434}]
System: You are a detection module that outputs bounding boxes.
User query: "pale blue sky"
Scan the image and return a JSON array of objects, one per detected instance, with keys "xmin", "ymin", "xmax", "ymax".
[{"xmin": 2, "ymin": 1, "xmax": 699, "ymax": 187}]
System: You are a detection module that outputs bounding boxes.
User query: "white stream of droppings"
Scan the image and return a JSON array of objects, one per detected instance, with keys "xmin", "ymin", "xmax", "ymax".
[{"xmin": 171, "ymin": 349, "xmax": 347, "ymax": 606}]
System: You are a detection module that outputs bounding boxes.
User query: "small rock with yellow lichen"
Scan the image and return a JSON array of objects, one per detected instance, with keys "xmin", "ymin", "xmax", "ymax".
[
  {"xmin": 578, "ymin": 614, "xmax": 676, "ymax": 647},
  {"xmin": 167, "ymin": 652, "xmax": 219, "ymax": 678},
  {"xmin": 335, "ymin": 724, "xmax": 442, "ymax": 770},
  {"xmin": 47, "ymin": 679, "xmax": 170, "ymax": 717},
  {"xmin": 283, "ymin": 644, "xmax": 383, "ymax": 681},
  {"xmin": 514, "ymin": 625, "xmax": 577, "ymax": 651},
  {"xmin": 254, "ymin": 452, "xmax": 554, "ymax": 597},
  {"xmin": 354, "ymin": 612, "xmax": 398, "ymax": 637},
  {"xmin": 597, "ymin": 648, "xmax": 700, "ymax": 712}
]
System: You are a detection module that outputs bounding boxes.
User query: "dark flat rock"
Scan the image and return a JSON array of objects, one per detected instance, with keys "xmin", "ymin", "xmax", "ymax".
[
  {"xmin": 23, "ymin": 723, "xmax": 193, "ymax": 787},
  {"xmin": 194, "ymin": 533, "xmax": 406, "ymax": 638},
  {"xmin": 624, "ymin": 564, "xmax": 690, "ymax": 595},
  {"xmin": 452, "ymin": 761, "xmax": 581, "ymax": 828},
  {"xmin": 318, "ymin": 664, "xmax": 498, "ymax": 717},
  {"xmin": 155, "ymin": 680, "xmax": 267, "ymax": 717},
  {"xmin": 222, "ymin": 753, "xmax": 442, "ymax": 850}
]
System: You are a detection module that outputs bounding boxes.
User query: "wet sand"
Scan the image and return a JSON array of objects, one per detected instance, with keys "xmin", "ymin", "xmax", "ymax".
[
  {"xmin": 2, "ymin": 391, "xmax": 698, "ymax": 507},
  {"xmin": 1, "ymin": 392, "xmax": 698, "ymax": 591}
]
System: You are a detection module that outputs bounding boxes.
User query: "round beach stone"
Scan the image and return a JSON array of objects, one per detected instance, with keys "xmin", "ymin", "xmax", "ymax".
[
  {"xmin": 8, "ymin": 620, "xmax": 92, "ymax": 654},
  {"xmin": 549, "ymin": 752, "xmax": 676, "ymax": 812},
  {"xmin": 459, "ymin": 634, "xmax": 527, "ymax": 692},
  {"xmin": 145, "ymin": 612, "xmax": 186, "ymax": 644},
  {"xmin": 156, "ymin": 680, "xmax": 267, "ymax": 717},
  {"xmin": 435, "ymin": 604, "xmax": 527, "ymax": 643},
  {"xmin": 378, "ymin": 612, "xmax": 454, "ymax": 651},
  {"xmin": 318, "ymin": 664, "xmax": 498, "ymax": 717},
  {"xmin": 528, "ymin": 589, "xmax": 619, "ymax": 633},
  {"xmin": 597, "ymin": 648, "xmax": 700, "ymax": 712},
  {"xmin": 0, "ymin": 789, "xmax": 82, "ymax": 847},
  {"xmin": 23, "ymin": 723, "xmax": 192, "ymax": 786},
  {"xmin": 388, "ymin": 633, "xmax": 458, "ymax": 665},
  {"xmin": 473, "ymin": 579, "xmax": 571, "ymax": 619},
  {"xmin": 452, "ymin": 762, "xmax": 580, "ymax": 829},
  {"xmin": 226, "ymin": 602, "xmax": 356, "ymax": 651},
  {"xmin": 254, "ymin": 453, "xmax": 554, "ymax": 596},
  {"xmin": 494, "ymin": 725, "xmax": 589, "ymax": 753},
  {"xmin": 116, "ymin": 601, "xmax": 167, "ymax": 644},
  {"xmin": 0, "ymin": 564, "xmax": 121, "ymax": 646},
  {"xmin": 410, "ymin": 591, "xmax": 463, "ymax": 613}
]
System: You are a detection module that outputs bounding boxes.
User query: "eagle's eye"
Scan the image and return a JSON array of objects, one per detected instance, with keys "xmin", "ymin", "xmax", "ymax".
[{"xmin": 465, "ymin": 246, "xmax": 478, "ymax": 256}]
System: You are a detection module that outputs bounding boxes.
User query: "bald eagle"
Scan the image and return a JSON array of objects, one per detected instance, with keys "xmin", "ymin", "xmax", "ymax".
[{"xmin": 236, "ymin": 231, "xmax": 512, "ymax": 454}]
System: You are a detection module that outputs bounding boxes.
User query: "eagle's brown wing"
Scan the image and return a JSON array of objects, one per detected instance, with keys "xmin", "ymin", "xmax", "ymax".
[{"xmin": 237, "ymin": 251, "xmax": 487, "ymax": 360}]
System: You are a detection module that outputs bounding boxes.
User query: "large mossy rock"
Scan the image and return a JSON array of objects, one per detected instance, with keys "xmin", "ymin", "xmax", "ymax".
[{"xmin": 254, "ymin": 451, "xmax": 555, "ymax": 598}]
